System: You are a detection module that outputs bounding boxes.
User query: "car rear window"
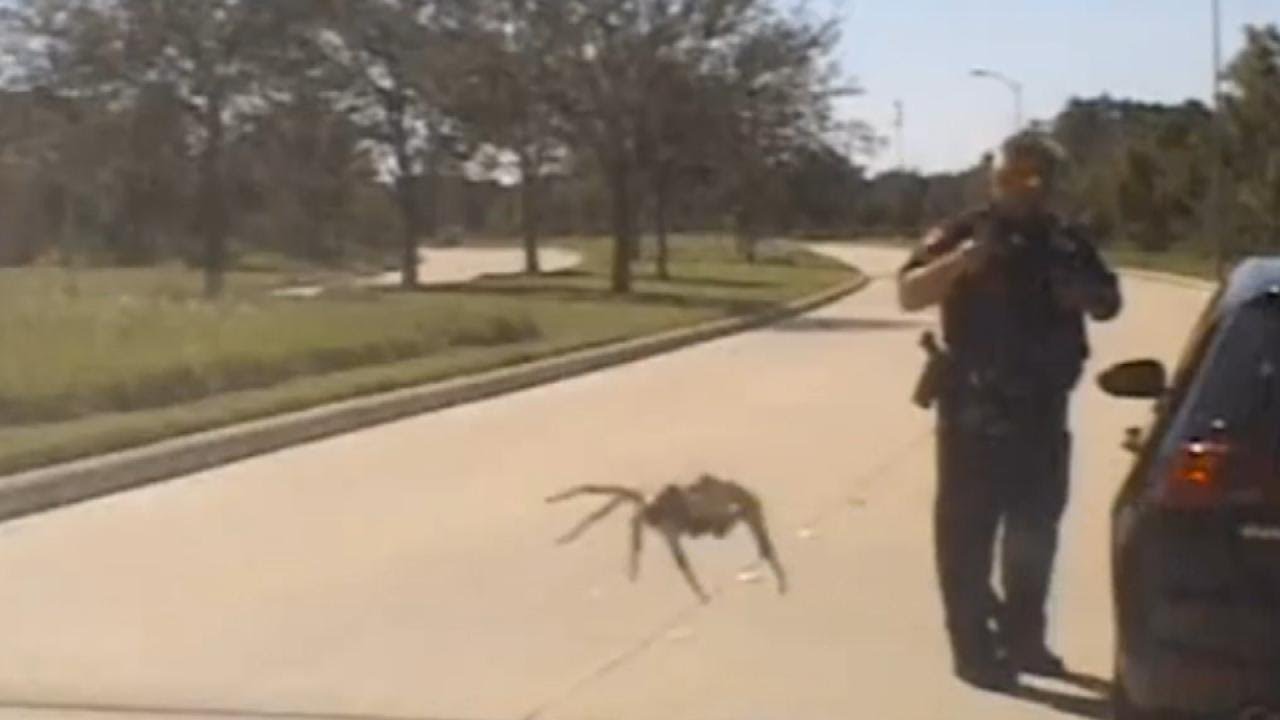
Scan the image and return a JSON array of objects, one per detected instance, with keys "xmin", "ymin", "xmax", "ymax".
[
  {"xmin": 1184, "ymin": 300, "xmax": 1280, "ymax": 432},
  {"xmin": 1174, "ymin": 296, "xmax": 1280, "ymax": 488}
]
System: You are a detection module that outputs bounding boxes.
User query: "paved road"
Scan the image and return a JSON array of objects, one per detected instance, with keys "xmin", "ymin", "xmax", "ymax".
[{"xmin": 0, "ymin": 246, "xmax": 1209, "ymax": 720}]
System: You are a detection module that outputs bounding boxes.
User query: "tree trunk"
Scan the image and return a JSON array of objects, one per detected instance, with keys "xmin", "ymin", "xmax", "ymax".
[
  {"xmin": 654, "ymin": 174, "xmax": 670, "ymax": 280},
  {"xmin": 421, "ymin": 148, "xmax": 440, "ymax": 241},
  {"xmin": 519, "ymin": 152, "xmax": 542, "ymax": 274},
  {"xmin": 387, "ymin": 95, "xmax": 420, "ymax": 290},
  {"xmin": 200, "ymin": 107, "xmax": 228, "ymax": 299},
  {"xmin": 608, "ymin": 154, "xmax": 635, "ymax": 294},
  {"xmin": 736, "ymin": 205, "xmax": 758, "ymax": 265},
  {"xmin": 396, "ymin": 172, "xmax": 420, "ymax": 289}
]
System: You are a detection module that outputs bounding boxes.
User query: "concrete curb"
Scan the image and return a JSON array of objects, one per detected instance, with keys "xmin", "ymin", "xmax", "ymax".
[{"xmin": 0, "ymin": 273, "xmax": 869, "ymax": 523}]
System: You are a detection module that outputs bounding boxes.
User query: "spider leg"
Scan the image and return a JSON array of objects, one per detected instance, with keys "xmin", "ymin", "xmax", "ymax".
[
  {"xmin": 546, "ymin": 485, "xmax": 645, "ymax": 504},
  {"xmin": 743, "ymin": 503, "xmax": 788, "ymax": 595},
  {"xmin": 765, "ymin": 555, "xmax": 789, "ymax": 596},
  {"xmin": 664, "ymin": 531, "xmax": 709, "ymax": 603},
  {"xmin": 556, "ymin": 496, "xmax": 628, "ymax": 545},
  {"xmin": 628, "ymin": 513, "xmax": 645, "ymax": 581}
]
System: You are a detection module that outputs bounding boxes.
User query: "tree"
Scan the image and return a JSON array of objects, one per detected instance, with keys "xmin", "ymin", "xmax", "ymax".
[
  {"xmin": 748, "ymin": 141, "xmax": 865, "ymax": 238},
  {"xmin": 716, "ymin": 9, "xmax": 846, "ymax": 261},
  {"xmin": 546, "ymin": 0, "xmax": 773, "ymax": 292},
  {"xmin": 538, "ymin": 0, "xmax": 850, "ymax": 288},
  {"xmin": 636, "ymin": 55, "xmax": 717, "ymax": 278},
  {"xmin": 8, "ymin": 0, "xmax": 314, "ymax": 295},
  {"xmin": 1224, "ymin": 25, "xmax": 1280, "ymax": 254},
  {"xmin": 0, "ymin": 89, "xmax": 70, "ymax": 264},
  {"xmin": 100, "ymin": 83, "xmax": 191, "ymax": 264},
  {"xmin": 314, "ymin": 0, "xmax": 461, "ymax": 289},
  {"xmin": 1115, "ymin": 145, "xmax": 1174, "ymax": 251},
  {"xmin": 0, "ymin": 0, "xmax": 872, "ymax": 279},
  {"xmin": 443, "ymin": 0, "xmax": 568, "ymax": 275},
  {"xmin": 541, "ymin": 0, "xmax": 653, "ymax": 292},
  {"xmin": 237, "ymin": 91, "xmax": 373, "ymax": 264},
  {"xmin": 1051, "ymin": 97, "xmax": 1210, "ymax": 248}
]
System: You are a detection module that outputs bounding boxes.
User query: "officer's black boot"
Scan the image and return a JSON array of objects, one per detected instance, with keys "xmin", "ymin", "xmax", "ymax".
[
  {"xmin": 992, "ymin": 597, "xmax": 1065, "ymax": 677},
  {"xmin": 1010, "ymin": 645, "xmax": 1067, "ymax": 678},
  {"xmin": 951, "ymin": 627, "xmax": 1018, "ymax": 692}
]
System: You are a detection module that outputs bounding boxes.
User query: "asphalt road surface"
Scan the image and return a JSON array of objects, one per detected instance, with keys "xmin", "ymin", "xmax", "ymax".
[{"xmin": 0, "ymin": 245, "xmax": 1210, "ymax": 720}]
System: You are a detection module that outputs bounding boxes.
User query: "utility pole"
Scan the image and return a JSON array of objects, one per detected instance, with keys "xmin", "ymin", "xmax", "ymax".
[
  {"xmin": 1208, "ymin": 0, "xmax": 1229, "ymax": 278},
  {"xmin": 894, "ymin": 100, "xmax": 905, "ymax": 170},
  {"xmin": 971, "ymin": 68, "xmax": 1024, "ymax": 133}
]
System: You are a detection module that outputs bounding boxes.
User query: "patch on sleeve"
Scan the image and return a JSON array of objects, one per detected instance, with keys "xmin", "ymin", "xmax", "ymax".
[
  {"xmin": 899, "ymin": 207, "xmax": 986, "ymax": 275},
  {"xmin": 901, "ymin": 230, "xmax": 947, "ymax": 274},
  {"xmin": 921, "ymin": 230, "xmax": 948, "ymax": 253}
]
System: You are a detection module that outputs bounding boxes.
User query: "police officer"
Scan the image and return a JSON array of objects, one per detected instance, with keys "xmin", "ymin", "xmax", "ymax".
[{"xmin": 898, "ymin": 132, "xmax": 1121, "ymax": 691}]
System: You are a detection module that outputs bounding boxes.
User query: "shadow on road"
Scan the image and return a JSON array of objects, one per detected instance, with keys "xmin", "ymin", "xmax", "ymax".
[
  {"xmin": 771, "ymin": 315, "xmax": 932, "ymax": 333},
  {"xmin": 1012, "ymin": 671, "xmax": 1114, "ymax": 720}
]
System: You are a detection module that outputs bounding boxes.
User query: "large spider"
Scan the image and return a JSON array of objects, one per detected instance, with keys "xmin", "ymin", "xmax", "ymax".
[{"xmin": 546, "ymin": 474, "xmax": 788, "ymax": 602}]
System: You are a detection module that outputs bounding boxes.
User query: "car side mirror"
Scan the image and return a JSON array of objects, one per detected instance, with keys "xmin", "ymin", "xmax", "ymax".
[{"xmin": 1098, "ymin": 359, "xmax": 1168, "ymax": 399}]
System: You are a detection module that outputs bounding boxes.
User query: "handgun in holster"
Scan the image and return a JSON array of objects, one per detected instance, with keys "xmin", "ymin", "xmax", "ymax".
[{"xmin": 912, "ymin": 331, "xmax": 951, "ymax": 410}]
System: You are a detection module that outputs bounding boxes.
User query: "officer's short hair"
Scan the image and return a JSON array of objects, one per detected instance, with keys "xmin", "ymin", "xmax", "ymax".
[{"xmin": 997, "ymin": 132, "xmax": 1067, "ymax": 184}]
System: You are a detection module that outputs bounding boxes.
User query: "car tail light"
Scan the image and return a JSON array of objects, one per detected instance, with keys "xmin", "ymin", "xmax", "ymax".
[{"xmin": 1159, "ymin": 440, "xmax": 1231, "ymax": 508}]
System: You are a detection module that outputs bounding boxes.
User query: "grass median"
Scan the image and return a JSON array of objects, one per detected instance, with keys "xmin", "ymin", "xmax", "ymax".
[
  {"xmin": 1101, "ymin": 244, "xmax": 1220, "ymax": 281},
  {"xmin": 841, "ymin": 235, "xmax": 1224, "ymax": 281},
  {"xmin": 0, "ymin": 237, "xmax": 857, "ymax": 476}
]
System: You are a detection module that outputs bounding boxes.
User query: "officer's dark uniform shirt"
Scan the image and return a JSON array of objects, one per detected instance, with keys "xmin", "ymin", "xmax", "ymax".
[{"xmin": 903, "ymin": 206, "xmax": 1118, "ymax": 401}]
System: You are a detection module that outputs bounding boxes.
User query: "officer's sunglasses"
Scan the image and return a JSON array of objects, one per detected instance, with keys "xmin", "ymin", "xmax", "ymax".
[{"xmin": 995, "ymin": 156, "xmax": 1052, "ymax": 194}]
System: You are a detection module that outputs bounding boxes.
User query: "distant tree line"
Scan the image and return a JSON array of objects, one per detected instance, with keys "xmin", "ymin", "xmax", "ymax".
[
  {"xmin": 0, "ymin": 0, "xmax": 869, "ymax": 296},
  {"xmin": 849, "ymin": 26, "xmax": 1280, "ymax": 261}
]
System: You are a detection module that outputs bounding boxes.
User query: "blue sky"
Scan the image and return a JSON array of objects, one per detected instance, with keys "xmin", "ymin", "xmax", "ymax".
[{"xmin": 832, "ymin": 0, "xmax": 1280, "ymax": 174}]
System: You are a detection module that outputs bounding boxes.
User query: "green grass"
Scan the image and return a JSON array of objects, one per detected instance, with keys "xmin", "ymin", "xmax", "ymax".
[
  {"xmin": 817, "ymin": 234, "xmax": 1226, "ymax": 281},
  {"xmin": 1101, "ymin": 244, "xmax": 1222, "ymax": 281},
  {"xmin": 0, "ymin": 236, "xmax": 856, "ymax": 475}
]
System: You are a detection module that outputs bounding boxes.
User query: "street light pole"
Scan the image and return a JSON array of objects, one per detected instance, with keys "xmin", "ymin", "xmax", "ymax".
[
  {"xmin": 1209, "ymin": 0, "xmax": 1229, "ymax": 278},
  {"xmin": 894, "ymin": 100, "xmax": 906, "ymax": 170},
  {"xmin": 971, "ymin": 68, "xmax": 1024, "ymax": 132},
  {"xmin": 1213, "ymin": 0, "xmax": 1223, "ymax": 86}
]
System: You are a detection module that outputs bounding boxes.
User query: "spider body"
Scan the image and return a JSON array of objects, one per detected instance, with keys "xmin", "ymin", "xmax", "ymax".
[{"xmin": 547, "ymin": 474, "xmax": 787, "ymax": 602}]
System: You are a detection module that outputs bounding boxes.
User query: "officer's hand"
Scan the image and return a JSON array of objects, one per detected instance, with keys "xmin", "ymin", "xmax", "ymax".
[
  {"xmin": 1050, "ymin": 269, "xmax": 1087, "ymax": 307},
  {"xmin": 959, "ymin": 238, "xmax": 994, "ymax": 275},
  {"xmin": 1051, "ymin": 267, "xmax": 1108, "ymax": 314}
]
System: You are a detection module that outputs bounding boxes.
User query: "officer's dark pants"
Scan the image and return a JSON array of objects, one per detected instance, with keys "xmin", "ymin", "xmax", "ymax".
[{"xmin": 934, "ymin": 390, "xmax": 1070, "ymax": 669}]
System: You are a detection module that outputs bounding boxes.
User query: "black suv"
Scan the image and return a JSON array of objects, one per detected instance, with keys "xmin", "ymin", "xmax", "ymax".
[{"xmin": 1102, "ymin": 259, "xmax": 1280, "ymax": 719}]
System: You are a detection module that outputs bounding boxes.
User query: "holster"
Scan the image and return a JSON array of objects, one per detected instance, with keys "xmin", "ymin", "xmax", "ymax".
[{"xmin": 913, "ymin": 331, "xmax": 952, "ymax": 410}]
